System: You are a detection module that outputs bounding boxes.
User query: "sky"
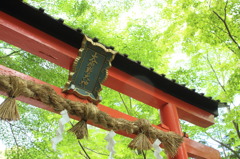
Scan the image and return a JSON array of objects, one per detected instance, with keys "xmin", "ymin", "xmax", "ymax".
[{"xmin": 0, "ymin": 141, "xmax": 5, "ymax": 151}]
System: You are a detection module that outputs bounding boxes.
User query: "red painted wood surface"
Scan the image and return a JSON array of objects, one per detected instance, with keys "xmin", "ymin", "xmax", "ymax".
[
  {"xmin": 0, "ymin": 11, "xmax": 214, "ymax": 127},
  {"xmin": 185, "ymin": 138, "xmax": 221, "ymax": 159},
  {"xmin": 107, "ymin": 67, "xmax": 215, "ymax": 128},
  {"xmin": 161, "ymin": 104, "xmax": 188, "ymax": 159},
  {"xmin": 0, "ymin": 65, "xmax": 221, "ymax": 159}
]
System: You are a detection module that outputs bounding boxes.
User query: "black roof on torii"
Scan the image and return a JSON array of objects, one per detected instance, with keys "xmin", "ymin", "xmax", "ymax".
[{"xmin": 0, "ymin": 0, "xmax": 228, "ymax": 116}]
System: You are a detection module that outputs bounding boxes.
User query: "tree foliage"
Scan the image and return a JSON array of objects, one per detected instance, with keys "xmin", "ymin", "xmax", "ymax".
[{"xmin": 0, "ymin": 0, "xmax": 239, "ymax": 158}]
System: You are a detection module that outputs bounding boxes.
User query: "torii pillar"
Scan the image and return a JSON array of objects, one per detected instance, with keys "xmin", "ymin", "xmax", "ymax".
[{"xmin": 161, "ymin": 103, "xmax": 188, "ymax": 159}]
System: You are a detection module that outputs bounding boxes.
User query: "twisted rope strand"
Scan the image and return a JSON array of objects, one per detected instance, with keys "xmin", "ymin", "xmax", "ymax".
[{"xmin": 0, "ymin": 75, "xmax": 183, "ymax": 157}]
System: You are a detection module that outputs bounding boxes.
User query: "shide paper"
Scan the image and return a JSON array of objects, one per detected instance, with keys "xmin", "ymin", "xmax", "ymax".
[
  {"xmin": 152, "ymin": 139, "xmax": 163, "ymax": 159},
  {"xmin": 105, "ymin": 130, "xmax": 116, "ymax": 159},
  {"xmin": 51, "ymin": 109, "xmax": 70, "ymax": 151}
]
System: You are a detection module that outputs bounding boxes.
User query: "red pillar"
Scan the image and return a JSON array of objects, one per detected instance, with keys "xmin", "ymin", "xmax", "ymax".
[{"xmin": 160, "ymin": 103, "xmax": 188, "ymax": 159}]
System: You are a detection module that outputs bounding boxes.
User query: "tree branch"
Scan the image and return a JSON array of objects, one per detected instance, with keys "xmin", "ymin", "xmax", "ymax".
[
  {"xmin": 8, "ymin": 122, "xmax": 51, "ymax": 158},
  {"xmin": 0, "ymin": 47, "xmax": 42, "ymax": 63},
  {"xmin": 119, "ymin": 93, "xmax": 131, "ymax": 115},
  {"xmin": 142, "ymin": 150, "xmax": 146, "ymax": 159},
  {"xmin": 0, "ymin": 47, "xmax": 20, "ymax": 52},
  {"xmin": 204, "ymin": 54, "xmax": 227, "ymax": 92},
  {"xmin": 205, "ymin": 55, "xmax": 240, "ymax": 149},
  {"xmin": 212, "ymin": 23, "xmax": 231, "ymax": 35},
  {"xmin": 79, "ymin": 150, "xmax": 88, "ymax": 159},
  {"xmin": 0, "ymin": 51, "xmax": 19, "ymax": 59},
  {"xmin": 215, "ymin": 131, "xmax": 228, "ymax": 158},
  {"xmin": 205, "ymin": 54, "xmax": 240, "ymax": 141},
  {"xmin": 69, "ymin": 120, "xmax": 110, "ymax": 157},
  {"xmin": 82, "ymin": 146, "xmax": 108, "ymax": 156},
  {"xmin": 211, "ymin": 31, "xmax": 236, "ymax": 54},
  {"xmin": 233, "ymin": 120, "xmax": 240, "ymax": 139},
  {"xmin": 224, "ymin": 0, "xmax": 228, "ymax": 21},
  {"xmin": 205, "ymin": 132, "xmax": 240, "ymax": 158},
  {"xmin": 77, "ymin": 140, "xmax": 91, "ymax": 159},
  {"xmin": 8, "ymin": 122, "xmax": 20, "ymax": 159},
  {"xmin": 213, "ymin": 10, "xmax": 240, "ymax": 51},
  {"xmin": 70, "ymin": 121, "xmax": 91, "ymax": 159},
  {"xmin": 129, "ymin": 97, "xmax": 133, "ymax": 109}
]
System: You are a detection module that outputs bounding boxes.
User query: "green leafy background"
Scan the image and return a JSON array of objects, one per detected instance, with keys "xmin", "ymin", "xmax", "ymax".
[{"xmin": 0, "ymin": 0, "xmax": 239, "ymax": 158}]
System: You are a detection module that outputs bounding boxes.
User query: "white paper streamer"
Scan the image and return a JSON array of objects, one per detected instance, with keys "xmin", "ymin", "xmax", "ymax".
[
  {"xmin": 152, "ymin": 139, "xmax": 163, "ymax": 159},
  {"xmin": 51, "ymin": 109, "xmax": 70, "ymax": 151},
  {"xmin": 104, "ymin": 130, "xmax": 116, "ymax": 159}
]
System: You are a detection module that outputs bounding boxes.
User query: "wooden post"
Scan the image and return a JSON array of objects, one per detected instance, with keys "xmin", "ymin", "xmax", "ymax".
[{"xmin": 160, "ymin": 103, "xmax": 188, "ymax": 159}]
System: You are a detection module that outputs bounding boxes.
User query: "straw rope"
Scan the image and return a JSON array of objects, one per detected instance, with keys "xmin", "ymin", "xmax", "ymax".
[
  {"xmin": 0, "ymin": 76, "xmax": 26, "ymax": 120},
  {"xmin": 0, "ymin": 75, "xmax": 183, "ymax": 157}
]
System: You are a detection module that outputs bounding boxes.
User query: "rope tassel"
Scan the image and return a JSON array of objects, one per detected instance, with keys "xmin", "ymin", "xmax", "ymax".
[
  {"xmin": 0, "ymin": 76, "xmax": 25, "ymax": 121},
  {"xmin": 128, "ymin": 133, "xmax": 152, "ymax": 151},
  {"xmin": 0, "ymin": 97, "xmax": 19, "ymax": 121},
  {"xmin": 128, "ymin": 119, "xmax": 153, "ymax": 151},
  {"xmin": 69, "ymin": 119, "xmax": 88, "ymax": 139}
]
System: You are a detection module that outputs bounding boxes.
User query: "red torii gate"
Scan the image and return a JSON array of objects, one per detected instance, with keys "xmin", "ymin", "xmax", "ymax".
[{"xmin": 0, "ymin": 0, "xmax": 223, "ymax": 158}]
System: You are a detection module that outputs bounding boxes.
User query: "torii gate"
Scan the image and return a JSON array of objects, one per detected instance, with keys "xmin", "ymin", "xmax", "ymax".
[{"xmin": 0, "ymin": 0, "xmax": 224, "ymax": 158}]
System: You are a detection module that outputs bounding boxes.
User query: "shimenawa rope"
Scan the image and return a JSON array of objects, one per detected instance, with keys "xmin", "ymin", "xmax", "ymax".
[{"xmin": 0, "ymin": 75, "xmax": 183, "ymax": 157}]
